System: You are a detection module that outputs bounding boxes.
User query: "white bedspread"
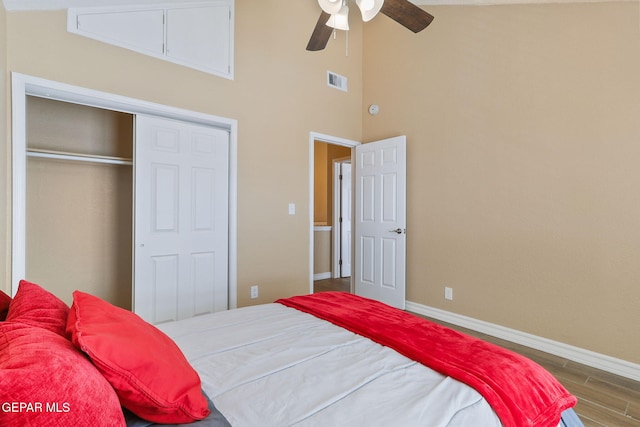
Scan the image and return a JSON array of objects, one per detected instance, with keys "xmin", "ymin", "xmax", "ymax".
[{"xmin": 158, "ymin": 303, "xmax": 502, "ymax": 427}]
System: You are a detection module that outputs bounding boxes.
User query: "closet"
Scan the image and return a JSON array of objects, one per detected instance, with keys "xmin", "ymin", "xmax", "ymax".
[
  {"xmin": 26, "ymin": 96, "xmax": 134, "ymax": 309},
  {"xmin": 15, "ymin": 74, "xmax": 234, "ymax": 322},
  {"xmin": 23, "ymin": 93, "xmax": 230, "ymax": 322}
]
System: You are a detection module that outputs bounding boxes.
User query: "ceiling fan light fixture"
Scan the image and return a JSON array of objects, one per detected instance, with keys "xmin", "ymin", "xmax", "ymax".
[
  {"xmin": 355, "ymin": 0, "xmax": 384, "ymax": 22},
  {"xmin": 317, "ymin": 0, "xmax": 343, "ymax": 15},
  {"xmin": 326, "ymin": 5, "xmax": 349, "ymax": 31}
]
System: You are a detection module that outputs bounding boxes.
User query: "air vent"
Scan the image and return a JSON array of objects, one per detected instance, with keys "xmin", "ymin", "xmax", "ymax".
[{"xmin": 327, "ymin": 71, "xmax": 348, "ymax": 92}]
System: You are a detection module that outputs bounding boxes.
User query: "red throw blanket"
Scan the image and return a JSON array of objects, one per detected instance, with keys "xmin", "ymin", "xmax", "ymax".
[{"xmin": 276, "ymin": 292, "xmax": 576, "ymax": 427}]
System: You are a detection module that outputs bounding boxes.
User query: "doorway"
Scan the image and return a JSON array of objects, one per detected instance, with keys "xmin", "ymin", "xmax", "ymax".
[{"xmin": 308, "ymin": 132, "xmax": 359, "ymax": 294}]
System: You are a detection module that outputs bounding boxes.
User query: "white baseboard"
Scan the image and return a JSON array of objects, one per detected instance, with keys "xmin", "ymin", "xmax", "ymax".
[
  {"xmin": 313, "ymin": 272, "xmax": 332, "ymax": 281},
  {"xmin": 406, "ymin": 300, "xmax": 640, "ymax": 382}
]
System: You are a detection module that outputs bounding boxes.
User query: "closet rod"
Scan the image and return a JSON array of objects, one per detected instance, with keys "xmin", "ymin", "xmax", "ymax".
[{"xmin": 27, "ymin": 148, "xmax": 133, "ymax": 166}]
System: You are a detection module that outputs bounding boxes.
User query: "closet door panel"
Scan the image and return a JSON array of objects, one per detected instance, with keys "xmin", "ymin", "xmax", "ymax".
[
  {"xmin": 152, "ymin": 164, "xmax": 179, "ymax": 232},
  {"xmin": 135, "ymin": 115, "xmax": 229, "ymax": 324},
  {"xmin": 151, "ymin": 254, "xmax": 179, "ymax": 324}
]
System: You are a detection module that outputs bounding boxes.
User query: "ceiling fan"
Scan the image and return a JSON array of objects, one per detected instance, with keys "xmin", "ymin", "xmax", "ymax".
[{"xmin": 307, "ymin": 0, "xmax": 434, "ymax": 51}]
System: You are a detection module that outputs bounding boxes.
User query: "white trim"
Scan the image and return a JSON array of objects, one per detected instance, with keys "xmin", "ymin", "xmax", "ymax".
[
  {"xmin": 10, "ymin": 72, "xmax": 238, "ymax": 309},
  {"xmin": 406, "ymin": 300, "xmax": 640, "ymax": 382},
  {"xmin": 309, "ymin": 132, "xmax": 359, "ymax": 295},
  {"xmin": 332, "ymin": 162, "xmax": 341, "ymax": 279},
  {"xmin": 332, "ymin": 157, "xmax": 351, "ymax": 279},
  {"xmin": 3, "ymin": 0, "xmax": 216, "ymax": 11},
  {"xmin": 314, "ymin": 272, "xmax": 332, "ymax": 281},
  {"xmin": 314, "ymin": 226, "xmax": 332, "ymax": 232},
  {"xmin": 11, "ymin": 76, "xmax": 27, "ymax": 296},
  {"xmin": 27, "ymin": 148, "xmax": 133, "ymax": 165},
  {"xmin": 4, "ymin": 0, "xmax": 632, "ymax": 11}
]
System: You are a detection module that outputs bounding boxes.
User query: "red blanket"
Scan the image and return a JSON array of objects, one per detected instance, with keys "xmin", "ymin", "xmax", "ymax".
[{"xmin": 277, "ymin": 292, "xmax": 576, "ymax": 427}]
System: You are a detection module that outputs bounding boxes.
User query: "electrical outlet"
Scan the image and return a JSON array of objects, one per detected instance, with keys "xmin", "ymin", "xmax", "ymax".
[
  {"xmin": 250, "ymin": 285, "xmax": 259, "ymax": 299},
  {"xmin": 444, "ymin": 286, "xmax": 453, "ymax": 301}
]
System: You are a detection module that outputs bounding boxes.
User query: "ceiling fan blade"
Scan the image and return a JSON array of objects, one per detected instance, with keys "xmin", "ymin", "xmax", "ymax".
[
  {"xmin": 380, "ymin": 0, "xmax": 434, "ymax": 33},
  {"xmin": 306, "ymin": 11, "xmax": 334, "ymax": 51}
]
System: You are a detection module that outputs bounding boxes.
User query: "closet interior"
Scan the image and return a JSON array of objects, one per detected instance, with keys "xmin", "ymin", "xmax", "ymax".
[{"xmin": 25, "ymin": 96, "xmax": 134, "ymax": 309}]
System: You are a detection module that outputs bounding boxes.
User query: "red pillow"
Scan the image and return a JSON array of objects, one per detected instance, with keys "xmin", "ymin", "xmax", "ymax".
[
  {"xmin": 5, "ymin": 280, "xmax": 69, "ymax": 336},
  {"xmin": 66, "ymin": 291, "xmax": 210, "ymax": 424},
  {"xmin": 0, "ymin": 322, "xmax": 125, "ymax": 427},
  {"xmin": 0, "ymin": 290, "xmax": 10, "ymax": 321}
]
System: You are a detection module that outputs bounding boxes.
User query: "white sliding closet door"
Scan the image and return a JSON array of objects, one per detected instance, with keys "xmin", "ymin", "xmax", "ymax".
[{"xmin": 134, "ymin": 115, "xmax": 229, "ymax": 324}]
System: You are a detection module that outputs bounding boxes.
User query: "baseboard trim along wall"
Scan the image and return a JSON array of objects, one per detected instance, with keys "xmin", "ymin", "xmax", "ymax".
[
  {"xmin": 313, "ymin": 272, "xmax": 332, "ymax": 281},
  {"xmin": 406, "ymin": 301, "xmax": 640, "ymax": 382}
]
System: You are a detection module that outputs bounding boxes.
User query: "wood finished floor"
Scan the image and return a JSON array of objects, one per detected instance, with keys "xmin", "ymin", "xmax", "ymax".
[{"xmin": 313, "ymin": 278, "xmax": 640, "ymax": 427}]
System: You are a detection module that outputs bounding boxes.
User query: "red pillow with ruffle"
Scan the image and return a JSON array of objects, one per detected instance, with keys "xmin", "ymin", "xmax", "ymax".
[{"xmin": 66, "ymin": 291, "xmax": 210, "ymax": 424}]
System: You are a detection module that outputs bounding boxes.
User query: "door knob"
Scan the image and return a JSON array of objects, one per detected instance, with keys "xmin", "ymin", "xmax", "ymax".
[{"xmin": 389, "ymin": 228, "xmax": 403, "ymax": 234}]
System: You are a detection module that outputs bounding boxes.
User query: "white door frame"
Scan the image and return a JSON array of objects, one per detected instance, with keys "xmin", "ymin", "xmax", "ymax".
[
  {"xmin": 308, "ymin": 132, "xmax": 359, "ymax": 294},
  {"xmin": 10, "ymin": 72, "xmax": 238, "ymax": 308},
  {"xmin": 332, "ymin": 157, "xmax": 351, "ymax": 278}
]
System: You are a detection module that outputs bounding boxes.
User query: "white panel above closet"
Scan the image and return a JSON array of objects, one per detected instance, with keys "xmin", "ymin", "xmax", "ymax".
[
  {"xmin": 166, "ymin": 6, "xmax": 231, "ymax": 76},
  {"xmin": 76, "ymin": 9, "xmax": 165, "ymax": 55},
  {"xmin": 68, "ymin": 1, "xmax": 234, "ymax": 79}
]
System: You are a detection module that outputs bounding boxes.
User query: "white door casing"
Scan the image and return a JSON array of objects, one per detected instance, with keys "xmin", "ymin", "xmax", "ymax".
[
  {"xmin": 354, "ymin": 136, "xmax": 407, "ymax": 309},
  {"xmin": 340, "ymin": 162, "xmax": 352, "ymax": 277},
  {"xmin": 135, "ymin": 115, "xmax": 229, "ymax": 324},
  {"xmin": 309, "ymin": 132, "xmax": 359, "ymax": 294}
]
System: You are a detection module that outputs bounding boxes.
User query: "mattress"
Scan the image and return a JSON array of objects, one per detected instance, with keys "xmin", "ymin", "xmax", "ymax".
[{"xmin": 157, "ymin": 302, "xmax": 505, "ymax": 426}]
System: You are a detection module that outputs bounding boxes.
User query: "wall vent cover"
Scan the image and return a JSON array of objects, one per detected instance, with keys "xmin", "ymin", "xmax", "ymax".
[{"xmin": 327, "ymin": 71, "xmax": 348, "ymax": 92}]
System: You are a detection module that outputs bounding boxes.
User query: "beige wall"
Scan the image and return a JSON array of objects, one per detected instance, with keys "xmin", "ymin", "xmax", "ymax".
[
  {"xmin": 363, "ymin": 2, "xmax": 640, "ymax": 363},
  {"xmin": 313, "ymin": 228, "xmax": 331, "ymax": 275},
  {"xmin": 314, "ymin": 142, "xmax": 329, "ymax": 224},
  {"xmin": 3, "ymin": 1, "xmax": 639, "ymax": 366},
  {"xmin": 326, "ymin": 143, "xmax": 351, "ymax": 225},
  {"xmin": 26, "ymin": 97, "xmax": 133, "ymax": 308},
  {"xmin": 314, "ymin": 141, "xmax": 351, "ymax": 225},
  {"xmin": 313, "ymin": 142, "xmax": 350, "ymax": 276},
  {"xmin": 1, "ymin": 2, "xmax": 363, "ymax": 306}
]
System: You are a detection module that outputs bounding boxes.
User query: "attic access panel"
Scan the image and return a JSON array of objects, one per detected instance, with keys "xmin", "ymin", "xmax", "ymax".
[{"xmin": 68, "ymin": 1, "xmax": 234, "ymax": 79}]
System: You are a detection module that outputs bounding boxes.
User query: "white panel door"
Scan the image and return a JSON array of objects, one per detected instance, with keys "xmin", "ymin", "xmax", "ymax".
[
  {"xmin": 340, "ymin": 162, "xmax": 352, "ymax": 277},
  {"xmin": 354, "ymin": 136, "xmax": 406, "ymax": 309},
  {"xmin": 135, "ymin": 115, "xmax": 229, "ymax": 324}
]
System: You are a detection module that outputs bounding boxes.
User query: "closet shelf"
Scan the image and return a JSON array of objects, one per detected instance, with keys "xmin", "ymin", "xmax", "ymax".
[{"xmin": 27, "ymin": 148, "xmax": 133, "ymax": 166}]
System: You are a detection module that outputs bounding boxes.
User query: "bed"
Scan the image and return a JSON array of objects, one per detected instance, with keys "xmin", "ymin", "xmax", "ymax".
[
  {"xmin": 1, "ymin": 281, "xmax": 581, "ymax": 427},
  {"xmin": 150, "ymin": 292, "xmax": 581, "ymax": 427}
]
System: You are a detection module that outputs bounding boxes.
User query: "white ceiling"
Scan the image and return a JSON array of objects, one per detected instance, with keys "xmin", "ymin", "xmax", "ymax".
[{"xmin": 2, "ymin": 0, "xmax": 624, "ymax": 11}]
